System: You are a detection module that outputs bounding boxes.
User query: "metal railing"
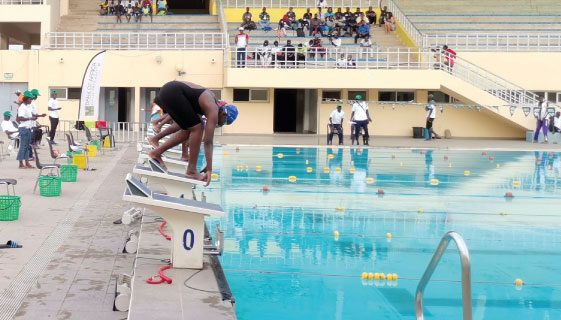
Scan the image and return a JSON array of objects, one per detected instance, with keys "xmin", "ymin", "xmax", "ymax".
[
  {"xmin": 0, "ymin": 0, "xmax": 42, "ymax": 4},
  {"xmin": 423, "ymin": 33, "xmax": 561, "ymax": 52},
  {"xmin": 386, "ymin": 0, "xmax": 422, "ymax": 47},
  {"xmin": 45, "ymin": 32, "xmax": 225, "ymax": 50},
  {"xmin": 226, "ymin": 47, "xmax": 430, "ymax": 69},
  {"xmin": 58, "ymin": 120, "xmax": 149, "ymax": 143},
  {"xmin": 222, "ymin": 0, "xmax": 378, "ymax": 8},
  {"xmin": 415, "ymin": 231, "xmax": 472, "ymax": 320},
  {"xmin": 218, "ymin": 1, "xmax": 231, "ymax": 63},
  {"xmin": 449, "ymin": 54, "xmax": 540, "ymax": 105}
]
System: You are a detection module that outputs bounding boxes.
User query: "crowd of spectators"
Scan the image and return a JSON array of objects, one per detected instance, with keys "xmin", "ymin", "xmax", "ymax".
[
  {"xmin": 239, "ymin": 6, "xmax": 395, "ymax": 42},
  {"xmin": 100, "ymin": 0, "xmax": 169, "ymax": 22}
]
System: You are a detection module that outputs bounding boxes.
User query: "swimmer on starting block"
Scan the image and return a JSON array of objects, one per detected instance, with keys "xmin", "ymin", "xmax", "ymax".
[{"xmin": 148, "ymin": 80, "xmax": 238, "ymax": 185}]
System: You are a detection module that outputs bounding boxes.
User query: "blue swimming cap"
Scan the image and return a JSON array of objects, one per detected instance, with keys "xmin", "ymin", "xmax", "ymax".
[{"xmin": 224, "ymin": 104, "xmax": 238, "ymax": 125}]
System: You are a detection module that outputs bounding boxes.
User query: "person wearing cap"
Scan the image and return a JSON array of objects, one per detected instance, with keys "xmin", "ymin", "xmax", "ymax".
[
  {"xmin": 48, "ymin": 90, "xmax": 62, "ymax": 143},
  {"xmin": 29, "ymin": 89, "xmax": 46, "ymax": 148},
  {"xmin": 328, "ymin": 104, "xmax": 345, "ymax": 145},
  {"xmin": 1, "ymin": 111, "xmax": 19, "ymax": 141},
  {"xmin": 235, "ymin": 27, "xmax": 249, "ymax": 68},
  {"xmin": 149, "ymin": 80, "xmax": 238, "ymax": 185},
  {"xmin": 534, "ymin": 96, "xmax": 549, "ymax": 143},
  {"xmin": 350, "ymin": 94, "xmax": 371, "ymax": 145},
  {"xmin": 16, "ymin": 91, "xmax": 37, "ymax": 168}
]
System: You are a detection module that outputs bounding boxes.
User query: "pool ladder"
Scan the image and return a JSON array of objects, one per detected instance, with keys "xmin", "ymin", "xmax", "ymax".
[{"xmin": 415, "ymin": 231, "xmax": 472, "ymax": 320}]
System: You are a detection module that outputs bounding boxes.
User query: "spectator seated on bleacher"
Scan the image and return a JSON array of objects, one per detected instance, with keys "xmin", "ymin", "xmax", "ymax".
[
  {"xmin": 286, "ymin": 7, "xmax": 296, "ymax": 27},
  {"xmin": 366, "ymin": 6, "xmax": 376, "ymax": 25},
  {"xmin": 310, "ymin": 14, "xmax": 323, "ymax": 36},
  {"xmin": 342, "ymin": 7, "xmax": 354, "ymax": 36},
  {"xmin": 310, "ymin": 35, "xmax": 326, "ymax": 59},
  {"xmin": 108, "ymin": 0, "xmax": 115, "ymax": 15},
  {"xmin": 301, "ymin": 8, "xmax": 312, "ymax": 31},
  {"xmin": 125, "ymin": 4, "xmax": 134, "ymax": 22},
  {"xmin": 115, "ymin": 0, "xmax": 125, "ymax": 23},
  {"xmin": 100, "ymin": 0, "xmax": 109, "ymax": 15},
  {"xmin": 277, "ymin": 17, "xmax": 289, "ymax": 38},
  {"xmin": 282, "ymin": 40, "xmax": 296, "ymax": 68},
  {"xmin": 325, "ymin": 16, "xmax": 335, "ymax": 35},
  {"xmin": 379, "ymin": 6, "xmax": 387, "ymax": 27},
  {"xmin": 359, "ymin": 38, "xmax": 373, "ymax": 58},
  {"xmin": 317, "ymin": 0, "xmax": 327, "ymax": 9},
  {"xmin": 134, "ymin": 4, "xmax": 142, "ymax": 22},
  {"xmin": 258, "ymin": 7, "xmax": 271, "ymax": 30},
  {"xmin": 347, "ymin": 55, "xmax": 356, "ymax": 68},
  {"xmin": 384, "ymin": 12, "xmax": 395, "ymax": 34},
  {"xmin": 329, "ymin": 34, "xmax": 341, "ymax": 49},
  {"xmin": 156, "ymin": 0, "xmax": 167, "ymax": 15},
  {"xmin": 296, "ymin": 44, "xmax": 307, "ymax": 66},
  {"xmin": 271, "ymin": 40, "xmax": 281, "ymax": 67},
  {"xmin": 355, "ymin": 20, "xmax": 370, "ymax": 43},
  {"xmin": 336, "ymin": 53, "xmax": 347, "ymax": 68},
  {"xmin": 324, "ymin": 7, "xmax": 334, "ymax": 20},
  {"xmin": 257, "ymin": 40, "xmax": 272, "ymax": 67},
  {"xmin": 241, "ymin": 7, "xmax": 256, "ymax": 31}
]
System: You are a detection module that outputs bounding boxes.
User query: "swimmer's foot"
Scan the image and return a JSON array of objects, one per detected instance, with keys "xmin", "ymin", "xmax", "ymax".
[
  {"xmin": 185, "ymin": 171, "xmax": 204, "ymax": 181},
  {"xmin": 148, "ymin": 151, "xmax": 167, "ymax": 169},
  {"xmin": 181, "ymin": 154, "xmax": 189, "ymax": 162},
  {"xmin": 147, "ymin": 137, "xmax": 159, "ymax": 149}
]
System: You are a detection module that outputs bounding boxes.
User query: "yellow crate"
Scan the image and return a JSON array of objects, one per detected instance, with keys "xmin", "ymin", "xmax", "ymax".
[
  {"xmin": 103, "ymin": 136, "xmax": 111, "ymax": 148},
  {"xmin": 73, "ymin": 154, "xmax": 87, "ymax": 169},
  {"xmin": 86, "ymin": 145, "xmax": 97, "ymax": 157}
]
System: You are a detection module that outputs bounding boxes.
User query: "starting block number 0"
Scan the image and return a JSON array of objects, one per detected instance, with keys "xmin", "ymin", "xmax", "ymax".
[{"xmin": 183, "ymin": 229, "xmax": 194, "ymax": 251}]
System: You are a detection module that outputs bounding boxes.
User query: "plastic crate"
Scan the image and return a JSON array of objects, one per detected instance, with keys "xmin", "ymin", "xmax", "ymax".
[
  {"xmin": 39, "ymin": 176, "xmax": 61, "ymax": 197},
  {"xmin": 73, "ymin": 154, "xmax": 87, "ymax": 169},
  {"xmin": 90, "ymin": 140, "xmax": 101, "ymax": 150},
  {"xmin": 103, "ymin": 136, "xmax": 111, "ymax": 148},
  {"xmin": 60, "ymin": 164, "xmax": 78, "ymax": 182},
  {"xmin": 0, "ymin": 195, "xmax": 21, "ymax": 221},
  {"xmin": 86, "ymin": 145, "xmax": 97, "ymax": 158}
]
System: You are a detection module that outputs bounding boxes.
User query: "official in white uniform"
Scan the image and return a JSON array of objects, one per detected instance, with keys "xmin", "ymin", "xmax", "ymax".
[
  {"xmin": 16, "ymin": 91, "xmax": 37, "ymax": 168},
  {"xmin": 328, "ymin": 104, "xmax": 345, "ymax": 145},
  {"xmin": 48, "ymin": 90, "xmax": 62, "ymax": 143}
]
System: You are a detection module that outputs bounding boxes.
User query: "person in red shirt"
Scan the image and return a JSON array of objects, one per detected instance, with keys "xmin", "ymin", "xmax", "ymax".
[{"xmin": 442, "ymin": 45, "xmax": 456, "ymax": 69}]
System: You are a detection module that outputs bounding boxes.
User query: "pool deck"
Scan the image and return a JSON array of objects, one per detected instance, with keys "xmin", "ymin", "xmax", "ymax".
[{"xmin": 0, "ymin": 133, "xmax": 559, "ymax": 319}]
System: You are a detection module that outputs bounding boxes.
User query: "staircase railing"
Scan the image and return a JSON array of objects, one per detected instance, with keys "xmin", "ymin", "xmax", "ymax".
[
  {"xmin": 218, "ymin": 0, "xmax": 230, "ymax": 64},
  {"xmin": 415, "ymin": 231, "xmax": 472, "ymax": 320},
  {"xmin": 386, "ymin": 0, "xmax": 423, "ymax": 47}
]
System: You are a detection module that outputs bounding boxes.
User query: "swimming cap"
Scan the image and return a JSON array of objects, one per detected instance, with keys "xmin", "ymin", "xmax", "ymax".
[{"xmin": 224, "ymin": 104, "xmax": 238, "ymax": 125}]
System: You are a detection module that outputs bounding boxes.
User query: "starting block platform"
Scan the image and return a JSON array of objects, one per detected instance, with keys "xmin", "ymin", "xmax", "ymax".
[
  {"xmin": 127, "ymin": 214, "xmax": 235, "ymax": 320},
  {"xmin": 140, "ymin": 143, "xmax": 183, "ymax": 157},
  {"xmin": 137, "ymin": 151, "xmax": 189, "ymax": 174},
  {"xmin": 133, "ymin": 158, "xmax": 205, "ymax": 200},
  {"xmin": 123, "ymin": 174, "xmax": 223, "ymax": 269}
]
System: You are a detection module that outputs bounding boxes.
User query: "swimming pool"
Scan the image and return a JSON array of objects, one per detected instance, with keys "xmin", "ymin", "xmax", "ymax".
[{"xmin": 205, "ymin": 146, "xmax": 561, "ymax": 320}]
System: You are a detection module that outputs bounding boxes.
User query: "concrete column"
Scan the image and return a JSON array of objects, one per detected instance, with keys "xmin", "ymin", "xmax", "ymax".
[
  {"xmin": 134, "ymin": 87, "xmax": 140, "ymax": 123},
  {"xmin": 417, "ymin": 90, "xmax": 428, "ymax": 104}
]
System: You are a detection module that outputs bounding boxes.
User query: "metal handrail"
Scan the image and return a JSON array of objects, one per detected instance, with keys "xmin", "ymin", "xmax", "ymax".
[
  {"xmin": 386, "ymin": 0, "xmax": 423, "ymax": 47},
  {"xmin": 415, "ymin": 231, "xmax": 471, "ymax": 320},
  {"xmin": 45, "ymin": 32, "xmax": 225, "ymax": 50},
  {"xmin": 424, "ymin": 33, "xmax": 561, "ymax": 52},
  {"xmin": 218, "ymin": 1, "xmax": 230, "ymax": 65},
  {"xmin": 223, "ymin": 0, "xmax": 376, "ymax": 8},
  {"xmin": 0, "ymin": 0, "xmax": 43, "ymax": 4}
]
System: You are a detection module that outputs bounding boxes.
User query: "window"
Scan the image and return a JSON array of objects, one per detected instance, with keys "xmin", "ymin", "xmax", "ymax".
[
  {"xmin": 210, "ymin": 89, "xmax": 222, "ymax": 100},
  {"xmin": 428, "ymin": 91, "xmax": 450, "ymax": 103},
  {"xmin": 348, "ymin": 90, "xmax": 367, "ymax": 101},
  {"xmin": 546, "ymin": 92, "xmax": 557, "ymax": 103},
  {"xmin": 322, "ymin": 90, "xmax": 341, "ymax": 102},
  {"xmin": 49, "ymin": 88, "xmax": 81, "ymax": 100},
  {"xmin": 379, "ymin": 91, "xmax": 414, "ymax": 102},
  {"xmin": 68, "ymin": 88, "xmax": 81, "ymax": 100},
  {"xmin": 233, "ymin": 89, "xmax": 268, "ymax": 102}
]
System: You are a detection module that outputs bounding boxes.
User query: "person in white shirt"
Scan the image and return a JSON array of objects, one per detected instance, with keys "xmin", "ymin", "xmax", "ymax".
[
  {"xmin": 16, "ymin": 91, "xmax": 37, "ymax": 168},
  {"xmin": 317, "ymin": 0, "xmax": 327, "ymax": 9},
  {"xmin": 48, "ymin": 90, "xmax": 61, "ymax": 143},
  {"xmin": 234, "ymin": 27, "xmax": 249, "ymax": 68},
  {"xmin": 425, "ymin": 94, "xmax": 440, "ymax": 140},
  {"xmin": 336, "ymin": 53, "xmax": 347, "ymax": 68},
  {"xmin": 257, "ymin": 40, "xmax": 272, "ymax": 67},
  {"xmin": 1, "ymin": 111, "xmax": 19, "ymax": 140},
  {"xmin": 534, "ymin": 96, "xmax": 549, "ymax": 143},
  {"xmin": 30, "ymin": 89, "xmax": 46, "ymax": 147},
  {"xmin": 328, "ymin": 104, "xmax": 345, "ymax": 145},
  {"xmin": 554, "ymin": 111, "xmax": 560, "ymax": 133},
  {"xmin": 350, "ymin": 94, "xmax": 371, "ymax": 145}
]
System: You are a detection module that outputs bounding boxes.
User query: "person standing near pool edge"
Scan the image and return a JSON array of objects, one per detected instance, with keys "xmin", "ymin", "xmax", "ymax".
[
  {"xmin": 350, "ymin": 94, "xmax": 371, "ymax": 145},
  {"xmin": 151, "ymin": 80, "xmax": 238, "ymax": 185}
]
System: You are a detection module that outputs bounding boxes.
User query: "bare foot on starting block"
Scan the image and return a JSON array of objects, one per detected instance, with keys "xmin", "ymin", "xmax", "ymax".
[
  {"xmin": 185, "ymin": 171, "xmax": 204, "ymax": 181},
  {"xmin": 148, "ymin": 151, "xmax": 167, "ymax": 169}
]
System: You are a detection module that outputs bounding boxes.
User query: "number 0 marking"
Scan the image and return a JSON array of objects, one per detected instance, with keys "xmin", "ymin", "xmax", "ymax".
[{"xmin": 183, "ymin": 229, "xmax": 194, "ymax": 251}]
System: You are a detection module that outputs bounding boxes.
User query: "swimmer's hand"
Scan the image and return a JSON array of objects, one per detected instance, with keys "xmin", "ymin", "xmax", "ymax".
[{"xmin": 202, "ymin": 171, "xmax": 211, "ymax": 186}]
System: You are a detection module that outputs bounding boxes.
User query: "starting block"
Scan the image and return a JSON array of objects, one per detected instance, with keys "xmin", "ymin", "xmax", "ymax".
[
  {"xmin": 140, "ymin": 143, "xmax": 183, "ymax": 158},
  {"xmin": 123, "ymin": 174, "xmax": 223, "ymax": 269},
  {"xmin": 137, "ymin": 151, "xmax": 188, "ymax": 174},
  {"xmin": 133, "ymin": 158, "xmax": 205, "ymax": 200}
]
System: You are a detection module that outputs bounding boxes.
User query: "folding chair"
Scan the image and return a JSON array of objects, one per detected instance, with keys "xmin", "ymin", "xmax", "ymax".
[{"xmin": 47, "ymin": 139, "xmax": 69, "ymax": 164}]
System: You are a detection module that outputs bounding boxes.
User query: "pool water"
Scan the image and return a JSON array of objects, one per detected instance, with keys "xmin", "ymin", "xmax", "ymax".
[{"xmin": 204, "ymin": 146, "xmax": 561, "ymax": 320}]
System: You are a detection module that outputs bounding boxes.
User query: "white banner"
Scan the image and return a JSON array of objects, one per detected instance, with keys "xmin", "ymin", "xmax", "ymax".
[{"xmin": 79, "ymin": 50, "xmax": 106, "ymax": 119}]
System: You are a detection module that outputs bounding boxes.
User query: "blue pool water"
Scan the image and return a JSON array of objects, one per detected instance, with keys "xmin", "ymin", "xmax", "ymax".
[{"xmin": 204, "ymin": 146, "xmax": 561, "ymax": 320}]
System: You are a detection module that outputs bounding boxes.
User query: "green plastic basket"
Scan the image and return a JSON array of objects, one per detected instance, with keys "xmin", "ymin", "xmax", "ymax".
[
  {"xmin": 73, "ymin": 150, "xmax": 83, "ymax": 155},
  {"xmin": 39, "ymin": 176, "xmax": 62, "ymax": 197},
  {"xmin": 0, "ymin": 195, "xmax": 21, "ymax": 221},
  {"xmin": 91, "ymin": 140, "xmax": 100, "ymax": 150},
  {"xmin": 60, "ymin": 165, "xmax": 78, "ymax": 182}
]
